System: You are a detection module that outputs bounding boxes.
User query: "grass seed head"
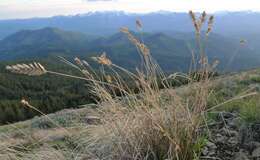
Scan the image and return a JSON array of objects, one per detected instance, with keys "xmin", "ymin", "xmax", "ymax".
[
  {"xmin": 74, "ymin": 57, "xmax": 84, "ymax": 66},
  {"xmin": 200, "ymin": 11, "xmax": 207, "ymax": 25},
  {"xmin": 136, "ymin": 19, "xmax": 143, "ymax": 30},
  {"xmin": 82, "ymin": 60, "xmax": 89, "ymax": 67},
  {"xmin": 189, "ymin": 10, "xmax": 200, "ymax": 34},
  {"xmin": 105, "ymin": 75, "xmax": 113, "ymax": 83},
  {"xmin": 21, "ymin": 99, "xmax": 30, "ymax": 106},
  {"xmin": 138, "ymin": 43, "xmax": 150, "ymax": 56},
  {"xmin": 92, "ymin": 52, "xmax": 112, "ymax": 66},
  {"xmin": 189, "ymin": 10, "xmax": 196, "ymax": 23},
  {"xmin": 206, "ymin": 15, "xmax": 214, "ymax": 36},
  {"xmin": 120, "ymin": 27, "xmax": 130, "ymax": 34},
  {"xmin": 6, "ymin": 62, "xmax": 47, "ymax": 76}
]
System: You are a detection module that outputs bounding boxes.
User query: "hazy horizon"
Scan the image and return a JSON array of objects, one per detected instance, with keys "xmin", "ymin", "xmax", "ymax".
[
  {"xmin": 1, "ymin": 0, "xmax": 260, "ymax": 20},
  {"xmin": 1, "ymin": 10, "xmax": 259, "ymax": 21}
]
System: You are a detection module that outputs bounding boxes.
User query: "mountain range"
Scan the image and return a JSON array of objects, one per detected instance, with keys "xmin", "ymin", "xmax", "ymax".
[
  {"xmin": 1, "ymin": 11, "xmax": 260, "ymax": 40},
  {"xmin": 0, "ymin": 27, "xmax": 260, "ymax": 72}
]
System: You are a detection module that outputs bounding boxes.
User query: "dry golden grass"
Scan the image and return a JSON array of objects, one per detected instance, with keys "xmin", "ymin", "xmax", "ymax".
[
  {"xmin": 6, "ymin": 62, "xmax": 47, "ymax": 76},
  {"xmin": 3, "ymin": 11, "xmax": 236, "ymax": 160}
]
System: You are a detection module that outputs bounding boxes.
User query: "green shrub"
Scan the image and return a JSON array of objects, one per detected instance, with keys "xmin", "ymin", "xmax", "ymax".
[
  {"xmin": 251, "ymin": 76, "xmax": 260, "ymax": 83},
  {"xmin": 240, "ymin": 98, "xmax": 260, "ymax": 123}
]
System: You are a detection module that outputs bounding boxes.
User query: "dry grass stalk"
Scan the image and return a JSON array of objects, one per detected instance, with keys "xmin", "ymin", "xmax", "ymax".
[
  {"xmin": 189, "ymin": 10, "xmax": 200, "ymax": 34},
  {"xmin": 20, "ymin": 99, "xmax": 71, "ymax": 135},
  {"xmin": 200, "ymin": 11, "xmax": 207, "ymax": 25},
  {"xmin": 136, "ymin": 19, "xmax": 143, "ymax": 30},
  {"xmin": 5, "ymin": 11, "xmax": 220, "ymax": 160},
  {"xmin": 6, "ymin": 62, "xmax": 47, "ymax": 76},
  {"xmin": 74, "ymin": 57, "xmax": 84, "ymax": 66},
  {"xmin": 120, "ymin": 27, "xmax": 130, "ymax": 34},
  {"xmin": 92, "ymin": 52, "xmax": 112, "ymax": 66},
  {"xmin": 189, "ymin": 10, "xmax": 214, "ymax": 36},
  {"xmin": 105, "ymin": 75, "xmax": 113, "ymax": 83},
  {"xmin": 206, "ymin": 15, "xmax": 214, "ymax": 36},
  {"xmin": 120, "ymin": 26, "xmax": 150, "ymax": 57},
  {"xmin": 82, "ymin": 60, "xmax": 89, "ymax": 67},
  {"xmin": 78, "ymin": 12, "xmax": 215, "ymax": 159},
  {"xmin": 137, "ymin": 43, "xmax": 150, "ymax": 56}
]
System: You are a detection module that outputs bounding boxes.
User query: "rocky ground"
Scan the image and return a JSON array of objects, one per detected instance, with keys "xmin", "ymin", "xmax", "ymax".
[
  {"xmin": 0, "ymin": 69, "xmax": 259, "ymax": 160},
  {"xmin": 202, "ymin": 112, "xmax": 260, "ymax": 160}
]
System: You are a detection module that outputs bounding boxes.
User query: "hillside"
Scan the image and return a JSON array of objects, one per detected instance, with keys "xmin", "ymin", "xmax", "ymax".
[
  {"xmin": 0, "ymin": 68, "xmax": 259, "ymax": 160},
  {"xmin": 1, "ymin": 28, "xmax": 260, "ymax": 71},
  {"xmin": 1, "ymin": 3, "xmax": 260, "ymax": 160},
  {"xmin": 0, "ymin": 27, "xmax": 89, "ymax": 60},
  {"xmin": 0, "ymin": 59, "xmax": 93, "ymax": 124}
]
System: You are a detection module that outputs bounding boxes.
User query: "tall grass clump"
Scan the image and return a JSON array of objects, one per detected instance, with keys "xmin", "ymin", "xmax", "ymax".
[{"xmin": 6, "ymin": 11, "xmax": 217, "ymax": 160}]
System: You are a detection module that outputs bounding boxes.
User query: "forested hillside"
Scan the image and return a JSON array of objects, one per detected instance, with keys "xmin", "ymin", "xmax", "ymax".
[
  {"xmin": 1, "ymin": 27, "xmax": 260, "ymax": 71},
  {"xmin": 0, "ymin": 59, "xmax": 93, "ymax": 124}
]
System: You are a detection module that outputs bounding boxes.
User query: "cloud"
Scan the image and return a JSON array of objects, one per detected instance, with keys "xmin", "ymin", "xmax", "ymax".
[{"xmin": 1, "ymin": 0, "xmax": 260, "ymax": 20}]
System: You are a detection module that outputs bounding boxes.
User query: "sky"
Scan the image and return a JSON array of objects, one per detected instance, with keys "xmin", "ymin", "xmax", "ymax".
[{"xmin": 0, "ymin": 0, "xmax": 260, "ymax": 20}]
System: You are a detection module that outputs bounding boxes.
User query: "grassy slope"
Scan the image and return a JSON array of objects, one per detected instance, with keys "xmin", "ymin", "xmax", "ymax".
[{"xmin": 0, "ymin": 68, "xmax": 259, "ymax": 159}]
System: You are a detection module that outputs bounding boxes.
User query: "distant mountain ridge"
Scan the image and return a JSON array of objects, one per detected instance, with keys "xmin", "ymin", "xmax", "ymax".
[
  {"xmin": 1, "ymin": 27, "xmax": 88, "ymax": 48},
  {"xmin": 1, "ymin": 11, "xmax": 260, "ymax": 39},
  {"xmin": 1, "ymin": 27, "xmax": 260, "ymax": 71},
  {"xmin": 0, "ymin": 27, "xmax": 90, "ymax": 60}
]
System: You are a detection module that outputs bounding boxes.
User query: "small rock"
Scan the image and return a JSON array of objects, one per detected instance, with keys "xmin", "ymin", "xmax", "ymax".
[
  {"xmin": 252, "ymin": 141, "xmax": 260, "ymax": 148},
  {"xmin": 252, "ymin": 123, "xmax": 260, "ymax": 141},
  {"xmin": 215, "ymin": 133, "xmax": 227, "ymax": 143},
  {"xmin": 202, "ymin": 142, "xmax": 217, "ymax": 156},
  {"xmin": 202, "ymin": 147, "xmax": 209, "ymax": 156},
  {"xmin": 227, "ymin": 121, "xmax": 237, "ymax": 129},
  {"xmin": 227, "ymin": 118, "xmax": 240, "ymax": 129},
  {"xmin": 228, "ymin": 137, "xmax": 239, "ymax": 146},
  {"xmin": 234, "ymin": 151, "xmax": 249, "ymax": 160},
  {"xmin": 221, "ymin": 112, "xmax": 236, "ymax": 119},
  {"xmin": 49, "ymin": 135, "xmax": 65, "ymax": 141},
  {"xmin": 225, "ymin": 150, "xmax": 233, "ymax": 156},
  {"xmin": 208, "ymin": 151, "xmax": 216, "ymax": 156},
  {"xmin": 222, "ymin": 128, "xmax": 239, "ymax": 137},
  {"xmin": 85, "ymin": 116, "xmax": 101, "ymax": 125},
  {"xmin": 206, "ymin": 141, "xmax": 217, "ymax": 149},
  {"xmin": 252, "ymin": 147, "xmax": 260, "ymax": 158},
  {"xmin": 244, "ymin": 141, "xmax": 260, "ymax": 153}
]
